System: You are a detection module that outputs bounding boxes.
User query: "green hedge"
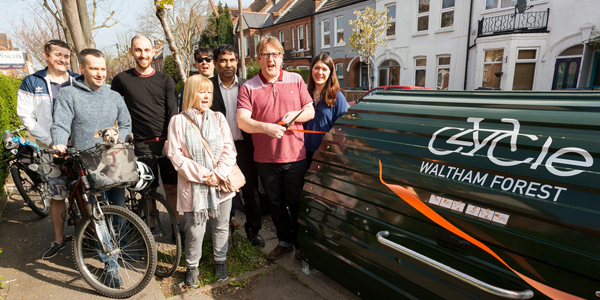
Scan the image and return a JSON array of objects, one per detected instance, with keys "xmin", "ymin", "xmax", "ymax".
[
  {"xmin": 287, "ymin": 69, "xmax": 309, "ymax": 83},
  {"xmin": 0, "ymin": 75, "xmax": 23, "ymax": 192},
  {"xmin": 243, "ymin": 63, "xmax": 309, "ymax": 84},
  {"xmin": 245, "ymin": 59, "xmax": 260, "ymax": 79}
]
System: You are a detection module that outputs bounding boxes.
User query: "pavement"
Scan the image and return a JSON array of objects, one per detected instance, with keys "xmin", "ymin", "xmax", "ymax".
[{"xmin": 0, "ymin": 183, "xmax": 360, "ymax": 300}]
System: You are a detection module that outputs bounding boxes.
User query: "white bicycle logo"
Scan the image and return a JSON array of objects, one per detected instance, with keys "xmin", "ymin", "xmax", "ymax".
[{"xmin": 428, "ymin": 117, "xmax": 593, "ymax": 177}]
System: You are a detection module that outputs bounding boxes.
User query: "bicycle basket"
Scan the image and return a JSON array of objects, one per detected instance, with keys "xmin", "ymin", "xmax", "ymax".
[{"xmin": 80, "ymin": 143, "xmax": 139, "ymax": 191}]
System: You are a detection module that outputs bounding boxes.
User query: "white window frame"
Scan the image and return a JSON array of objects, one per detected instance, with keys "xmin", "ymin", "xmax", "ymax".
[
  {"xmin": 253, "ymin": 34, "xmax": 260, "ymax": 57},
  {"xmin": 322, "ymin": 19, "xmax": 331, "ymax": 48},
  {"xmin": 417, "ymin": 0, "xmax": 430, "ymax": 33},
  {"xmin": 512, "ymin": 48, "xmax": 539, "ymax": 90},
  {"xmin": 415, "ymin": 57, "xmax": 427, "ymax": 87},
  {"xmin": 297, "ymin": 66, "xmax": 309, "ymax": 70},
  {"xmin": 482, "ymin": 48, "xmax": 504, "ymax": 88},
  {"xmin": 292, "ymin": 28, "xmax": 295, "ymax": 50},
  {"xmin": 306, "ymin": 24, "xmax": 310, "ymax": 50},
  {"xmin": 336, "ymin": 62, "xmax": 344, "ymax": 87},
  {"xmin": 484, "ymin": 0, "xmax": 517, "ymax": 11},
  {"xmin": 436, "ymin": 56, "xmax": 451, "ymax": 90},
  {"xmin": 244, "ymin": 36, "xmax": 250, "ymax": 58},
  {"xmin": 279, "ymin": 30, "xmax": 285, "ymax": 50},
  {"xmin": 298, "ymin": 25, "xmax": 304, "ymax": 50},
  {"xmin": 440, "ymin": 0, "xmax": 455, "ymax": 29},
  {"xmin": 386, "ymin": 4, "xmax": 396, "ymax": 37},
  {"xmin": 335, "ymin": 16, "xmax": 345, "ymax": 46}
]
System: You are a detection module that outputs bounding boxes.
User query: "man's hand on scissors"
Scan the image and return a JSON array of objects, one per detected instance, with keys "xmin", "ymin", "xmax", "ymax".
[{"xmin": 281, "ymin": 109, "xmax": 304, "ymax": 127}]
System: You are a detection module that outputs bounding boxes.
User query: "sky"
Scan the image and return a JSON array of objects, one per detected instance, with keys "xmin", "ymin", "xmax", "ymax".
[{"xmin": 0, "ymin": 0, "xmax": 254, "ymax": 62}]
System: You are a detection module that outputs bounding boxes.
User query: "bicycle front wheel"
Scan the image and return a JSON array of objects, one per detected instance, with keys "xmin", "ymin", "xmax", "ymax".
[
  {"xmin": 138, "ymin": 190, "xmax": 182, "ymax": 278},
  {"xmin": 72, "ymin": 205, "xmax": 157, "ymax": 298},
  {"xmin": 10, "ymin": 165, "xmax": 49, "ymax": 217}
]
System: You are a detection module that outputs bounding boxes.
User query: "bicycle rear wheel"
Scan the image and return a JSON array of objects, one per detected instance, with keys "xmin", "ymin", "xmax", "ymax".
[
  {"xmin": 72, "ymin": 205, "xmax": 157, "ymax": 298},
  {"xmin": 10, "ymin": 165, "xmax": 49, "ymax": 217},
  {"xmin": 137, "ymin": 191, "xmax": 182, "ymax": 278}
]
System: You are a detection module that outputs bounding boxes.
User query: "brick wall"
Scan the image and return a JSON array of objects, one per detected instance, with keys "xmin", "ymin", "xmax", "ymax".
[
  {"xmin": 237, "ymin": 16, "xmax": 314, "ymax": 70},
  {"xmin": 331, "ymin": 56, "xmax": 365, "ymax": 88}
]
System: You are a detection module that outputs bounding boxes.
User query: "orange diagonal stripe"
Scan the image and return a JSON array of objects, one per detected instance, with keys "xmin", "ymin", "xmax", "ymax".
[{"xmin": 378, "ymin": 160, "xmax": 584, "ymax": 300}]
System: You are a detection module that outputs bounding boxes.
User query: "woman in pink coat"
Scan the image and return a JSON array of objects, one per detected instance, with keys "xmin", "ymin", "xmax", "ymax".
[{"xmin": 166, "ymin": 75, "xmax": 237, "ymax": 287}]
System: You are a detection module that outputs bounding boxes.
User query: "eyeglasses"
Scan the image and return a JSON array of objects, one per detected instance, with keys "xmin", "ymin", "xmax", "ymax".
[
  {"xmin": 195, "ymin": 56, "xmax": 213, "ymax": 63},
  {"xmin": 259, "ymin": 52, "xmax": 281, "ymax": 59}
]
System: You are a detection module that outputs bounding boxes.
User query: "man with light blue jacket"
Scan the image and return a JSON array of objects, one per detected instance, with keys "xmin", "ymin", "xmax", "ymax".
[{"xmin": 16, "ymin": 39, "xmax": 77, "ymax": 260}]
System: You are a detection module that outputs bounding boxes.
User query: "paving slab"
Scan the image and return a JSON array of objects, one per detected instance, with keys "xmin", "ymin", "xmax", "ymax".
[
  {"xmin": 0, "ymin": 189, "xmax": 165, "ymax": 300},
  {"xmin": 0, "ymin": 186, "xmax": 359, "ymax": 300}
]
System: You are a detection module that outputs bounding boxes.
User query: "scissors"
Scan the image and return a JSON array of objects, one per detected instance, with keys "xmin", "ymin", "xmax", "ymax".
[{"xmin": 278, "ymin": 108, "xmax": 305, "ymax": 130}]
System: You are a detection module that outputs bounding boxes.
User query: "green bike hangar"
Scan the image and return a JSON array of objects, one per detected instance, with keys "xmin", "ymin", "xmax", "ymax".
[{"xmin": 298, "ymin": 90, "xmax": 600, "ymax": 300}]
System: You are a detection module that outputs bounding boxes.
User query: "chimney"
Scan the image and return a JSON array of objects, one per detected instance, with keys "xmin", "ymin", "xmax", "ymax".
[{"xmin": 0, "ymin": 33, "xmax": 8, "ymax": 49}]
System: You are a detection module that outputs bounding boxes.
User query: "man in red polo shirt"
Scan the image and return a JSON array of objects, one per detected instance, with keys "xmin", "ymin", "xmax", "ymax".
[{"xmin": 237, "ymin": 36, "xmax": 315, "ymax": 260}]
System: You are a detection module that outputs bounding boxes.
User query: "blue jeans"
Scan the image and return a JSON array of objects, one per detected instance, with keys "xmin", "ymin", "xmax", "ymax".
[{"xmin": 96, "ymin": 188, "xmax": 125, "ymax": 269}]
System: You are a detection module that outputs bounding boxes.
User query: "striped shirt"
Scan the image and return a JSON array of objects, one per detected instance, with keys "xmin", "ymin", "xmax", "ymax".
[{"xmin": 237, "ymin": 70, "xmax": 312, "ymax": 163}]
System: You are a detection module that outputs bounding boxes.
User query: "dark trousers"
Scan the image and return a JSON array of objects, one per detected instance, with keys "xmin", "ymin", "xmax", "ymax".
[
  {"xmin": 235, "ymin": 140, "xmax": 262, "ymax": 230},
  {"xmin": 255, "ymin": 159, "xmax": 307, "ymax": 247}
]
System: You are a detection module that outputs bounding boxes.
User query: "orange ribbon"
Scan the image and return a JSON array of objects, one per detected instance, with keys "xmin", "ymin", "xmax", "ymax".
[{"xmin": 378, "ymin": 160, "xmax": 584, "ymax": 300}]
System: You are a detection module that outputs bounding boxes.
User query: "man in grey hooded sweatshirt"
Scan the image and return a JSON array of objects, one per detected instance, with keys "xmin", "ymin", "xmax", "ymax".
[{"xmin": 51, "ymin": 48, "xmax": 132, "ymax": 287}]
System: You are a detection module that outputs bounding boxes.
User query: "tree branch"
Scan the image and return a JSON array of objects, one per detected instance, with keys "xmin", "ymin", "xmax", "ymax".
[{"xmin": 91, "ymin": 10, "xmax": 117, "ymax": 29}]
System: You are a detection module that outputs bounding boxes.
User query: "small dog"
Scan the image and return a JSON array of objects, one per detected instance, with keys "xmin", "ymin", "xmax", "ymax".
[
  {"xmin": 89, "ymin": 124, "xmax": 135, "ymax": 187},
  {"xmin": 94, "ymin": 123, "xmax": 120, "ymax": 145}
]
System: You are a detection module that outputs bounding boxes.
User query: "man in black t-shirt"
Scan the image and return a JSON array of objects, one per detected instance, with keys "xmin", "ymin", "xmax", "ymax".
[{"xmin": 111, "ymin": 35, "xmax": 180, "ymax": 225}]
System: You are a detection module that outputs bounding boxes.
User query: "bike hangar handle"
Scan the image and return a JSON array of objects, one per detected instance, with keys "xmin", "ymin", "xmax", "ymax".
[{"xmin": 376, "ymin": 231, "xmax": 534, "ymax": 299}]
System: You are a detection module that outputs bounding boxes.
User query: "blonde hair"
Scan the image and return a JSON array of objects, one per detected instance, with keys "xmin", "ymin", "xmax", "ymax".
[
  {"xmin": 256, "ymin": 36, "xmax": 284, "ymax": 58},
  {"xmin": 182, "ymin": 75, "xmax": 213, "ymax": 111}
]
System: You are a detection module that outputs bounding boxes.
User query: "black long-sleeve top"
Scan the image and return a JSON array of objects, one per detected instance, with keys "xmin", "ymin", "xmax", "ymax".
[{"xmin": 111, "ymin": 69, "xmax": 177, "ymax": 140}]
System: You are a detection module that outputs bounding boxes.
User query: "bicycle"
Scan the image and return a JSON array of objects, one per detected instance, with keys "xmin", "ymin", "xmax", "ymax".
[
  {"xmin": 2, "ymin": 126, "xmax": 50, "ymax": 217},
  {"xmin": 125, "ymin": 154, "xmax": 182, "ymax": 278},
  {"xmin": 45, "ymin": 145, "xmax": 157, "ymax": 298}
]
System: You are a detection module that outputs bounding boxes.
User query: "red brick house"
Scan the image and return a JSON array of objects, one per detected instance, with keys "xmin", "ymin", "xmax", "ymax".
[
  {"xmin": 236, "ymin": 0, "xmax": 315, "ymax": 71},
  {"xmin": 150, "ymin": 39, "xmax": 165, "ymax": 72}
]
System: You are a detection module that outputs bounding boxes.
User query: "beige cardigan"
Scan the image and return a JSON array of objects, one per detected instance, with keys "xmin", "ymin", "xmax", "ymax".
[{"xmin": 166, "ymin": 111, "xmax": 237, "ymax": 213}]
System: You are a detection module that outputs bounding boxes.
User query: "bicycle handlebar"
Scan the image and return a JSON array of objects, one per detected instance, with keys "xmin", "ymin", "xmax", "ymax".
[
  {"xmin": 11, "ymin": 126, "xmax": 26, "ymax": 134},
  {"xmin": 42, "ymin": 147, "xmax": 80, "ymax": 156}
]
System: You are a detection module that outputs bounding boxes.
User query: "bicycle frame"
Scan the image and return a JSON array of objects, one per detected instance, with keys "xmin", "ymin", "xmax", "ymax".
[
  {"xmin": 126, "ymin": 154, "xmax": 163, "ymax": 227},
  {"xmin": 59, "ymin": 150, "xmax": 115, "ymax": 255}
]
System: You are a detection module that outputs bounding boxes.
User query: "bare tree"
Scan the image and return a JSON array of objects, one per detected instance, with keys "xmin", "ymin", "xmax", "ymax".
[
  {"xmin": 9, "ymin": 8, "xmax": 62, "ymax": 67},
  {"xmin": 151, "ymin": 0, "xmax": 212, "ymax": 82},
  {"xmin": 104, "ymin": 29, "xmax": 137, "ymax": 72},
  {"xmin": 41, "ymin": 0, "xmax": 119, "ymax": 68}
]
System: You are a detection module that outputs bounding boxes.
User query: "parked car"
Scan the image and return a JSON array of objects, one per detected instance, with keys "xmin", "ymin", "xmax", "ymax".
[{"xmin": 349, "ymin": 86, "xmax": 435, "ymax": 106}]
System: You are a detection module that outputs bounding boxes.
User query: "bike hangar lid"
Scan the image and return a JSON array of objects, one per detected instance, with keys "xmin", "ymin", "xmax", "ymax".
[{"xmin": 300, "ymin": 90, "xmax": 600, "ymax": 299}]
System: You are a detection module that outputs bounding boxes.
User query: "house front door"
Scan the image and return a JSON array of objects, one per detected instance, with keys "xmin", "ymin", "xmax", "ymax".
[
  {"xmin": 552, "ymin": 57, "xmax": 581, "ymax": 89},
  {"xmin": 590, "ymin": 52, "xmax": 600, "ymax": 88}
]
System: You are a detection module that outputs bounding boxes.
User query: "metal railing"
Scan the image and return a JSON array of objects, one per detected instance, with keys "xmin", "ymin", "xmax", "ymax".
[{"xmin": 477, "ymin": 8, "xmax": 549, "ymax": 37}]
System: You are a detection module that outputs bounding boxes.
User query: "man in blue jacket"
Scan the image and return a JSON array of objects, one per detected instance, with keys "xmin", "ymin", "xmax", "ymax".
[{"xmin": 16, "ymin": 40, "xmax": 78, "ymax": 260}]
